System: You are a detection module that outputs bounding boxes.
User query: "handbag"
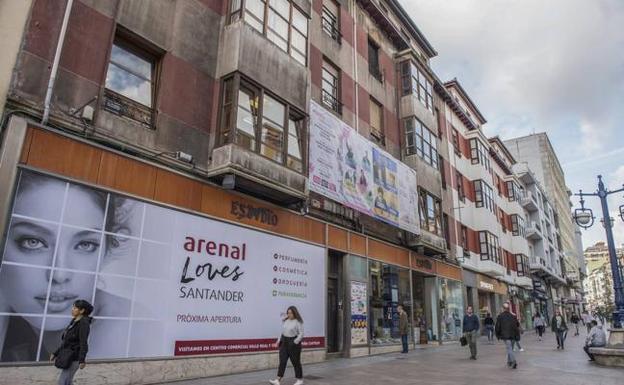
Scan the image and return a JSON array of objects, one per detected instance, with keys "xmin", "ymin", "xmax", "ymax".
[
  {"xmin": 460, "ymin": 336, "xmax": 467, "ymax": 346},
  {"xmin": 54, "ymin": 347, "xmax": 75, "ymax": 369}
]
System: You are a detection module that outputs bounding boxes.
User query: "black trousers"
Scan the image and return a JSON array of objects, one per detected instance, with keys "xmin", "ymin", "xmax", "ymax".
[
  {"xmin": 584, "ymin": 345, "xmax": 595, "ymax": 360},
  {"xmin": 278, "ymin": 336, "xmax": 302, "ymax": 379}
]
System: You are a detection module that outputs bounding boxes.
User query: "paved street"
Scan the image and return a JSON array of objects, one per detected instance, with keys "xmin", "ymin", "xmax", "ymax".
[{"xmin": 159, "ymin": 331, "xmax": 622, "ymax": 385}]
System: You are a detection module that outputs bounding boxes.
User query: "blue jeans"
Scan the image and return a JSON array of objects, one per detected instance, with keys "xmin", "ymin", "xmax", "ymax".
[
  {"xmin": 504, "ymin": 339, "xmax": 516, "ymax": 365},
  {"xmin": 556, "ymin": 330, "xmax": 567, "ymax": 348},
  {"xmin": 485, "ymin": 325, "xmax": 494, "ymax": 341},
  {"xmin": 401, "ymin": 334, "xmax": 409, "ymax": 353}
]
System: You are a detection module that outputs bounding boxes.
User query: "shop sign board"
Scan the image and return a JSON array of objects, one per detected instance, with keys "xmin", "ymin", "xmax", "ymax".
[
  {"xmin": 350, "ymin": 281, "xmax": 368, "ymax": 345},
  {"xmin": 0, "ymin": 170, "xmax": 325, "ymax": 362},
  {"xmin": 309, "ymin": 101, "xmax": 420, "ymax": 235},
  {"xmin": 479, "ymin": 281, "xmax": 495, "ymax": 291}
]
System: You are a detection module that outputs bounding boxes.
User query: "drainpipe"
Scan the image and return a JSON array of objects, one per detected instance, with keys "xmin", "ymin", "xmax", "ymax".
[
  {"xmin": 41, "ymin": 0, "xmax": 74, "ymax": 125},
  {"xmin": 352, "ymin": 0, "xmax": 359, "ymax": 133}
]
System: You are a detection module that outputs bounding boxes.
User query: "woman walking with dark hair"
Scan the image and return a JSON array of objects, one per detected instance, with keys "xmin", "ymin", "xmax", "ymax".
[
  {"xmin": 270, "ymin": 306, "xmax": 305, "ymax": 385},
  {"xmin": 50, "ymin": 299, "xmax": 93, "ymax": 385}
]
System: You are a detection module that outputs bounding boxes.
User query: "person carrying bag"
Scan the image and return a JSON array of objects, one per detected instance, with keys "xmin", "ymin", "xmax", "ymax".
[{"xmin": 50, "ymin": 300, "xmax": 93, "ymax": 385}]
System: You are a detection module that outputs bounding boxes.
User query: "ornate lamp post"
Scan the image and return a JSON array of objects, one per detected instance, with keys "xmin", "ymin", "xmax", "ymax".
[{"xmin": 573, "ymin": 176, "xmax": 624, "ymax": 328}]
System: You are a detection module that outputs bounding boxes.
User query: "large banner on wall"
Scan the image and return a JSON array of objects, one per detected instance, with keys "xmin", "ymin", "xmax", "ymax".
[
  {"xmin": 309, "ymin": 101, "xmax": 420, "ymax": 234},
  {"xmin": 0, "ymin": 170, "xmax": 325, "ymax": 362}
]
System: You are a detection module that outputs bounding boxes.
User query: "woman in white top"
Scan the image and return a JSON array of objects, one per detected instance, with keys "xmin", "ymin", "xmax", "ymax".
[{"xmin": 270, "ymin": 306, "xmax": 304, "ymax": 385}]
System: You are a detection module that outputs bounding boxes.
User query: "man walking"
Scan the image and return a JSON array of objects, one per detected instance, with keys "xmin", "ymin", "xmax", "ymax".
[
  {"xmin": 462, "ymin": 306, "xmax": 480, "ymax": 360},
  {"xmin": 495, "ymin": 302, "xmax": 520, "ymax": 369},
  {"xmin": 398, "ymin": 304, "xmax": 409, "ymax": 353},
  {"xmin": 571, "ymin": 312, "xmax": 580, "ymax": 336},
  {"xmin": 583, "ymin": 320, "xmax": 607, "ymax": 361},
  {"xmin": 551, "ymin": 309, "xmax": 568, "ymax": 350}
]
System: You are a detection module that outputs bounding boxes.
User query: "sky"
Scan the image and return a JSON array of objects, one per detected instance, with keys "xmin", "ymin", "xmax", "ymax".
[{"xmin": 400, "ymin": 0, "xmax": 624, "ymax": 251}]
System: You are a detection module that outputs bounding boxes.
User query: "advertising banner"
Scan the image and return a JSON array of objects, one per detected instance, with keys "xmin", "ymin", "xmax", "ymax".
[
  {"xmin": 0, "ymin": 170, "xmax": 325, "ymax": 362},
  {"xmin": 309, "ymin": 101, "xmax": 419, "ymax": 234},
  {"xmin": 350, "ymin": 281, "xmax": 368, "ymax": 345}
]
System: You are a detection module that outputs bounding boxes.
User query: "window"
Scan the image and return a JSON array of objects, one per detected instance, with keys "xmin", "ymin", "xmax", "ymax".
[
  {"xmin": 469, "ymin": 138, "xmax": 491, "ymax": 171},
  {"xmin": 516, "ymin": 254, "xmax": 529, "ymax": 276},
  {"xmin": 506, "ymin": 181, "xmax": 518, "ymax": 202},
  {"xmin": 456, "ymin": 171, "xmax": 465, "ymax": 202},
  {"xmin": 104, "ymin": 37, "xmax": 157, "ymax": 127},
  {"xmin": 499, "ymin": 209, "xmax": 506, "ymax": 233},
  {"xmin": 451, "ymin": 128, "xmax": 461, "ymax": 155},
  {"xmin": 511, "ymin": 214, "xmax": 524, "ymax": 237},
  {"xmin": 321, "ymin": 0, "xmax": 340, "ymax": 42},
  {"xmin": 478, "ymin": 231, "xmax": 501, "ymax": 264},
  {"xmin": 461, "ymin": 225, "xmax": 469, "ymax": 256},
  {"xmin": 231, "ymin": 0, "xmax": 308, "ymax": 66},
  {"xmin": 440, "ymin": 155, "xmax": 446, "ymax": 189},
  {"xmin": 219, "ymin": 75, "xmax": 305, "ymax": 172},
  {"xmin": 400, "ymin": 60, "xmax": 434, "ymax": 112},
  {"xmin": 322, "ymin": 60, "xmax": 341, "ymax": 113},
  {"xmin": 419, "ymin": 189, "xmax": 442, "ymax": 236},
  {"xmin": 474, "ymin": 180, "xmax": 494, "ymax": 212},
  {"xmin": 403, "ymin": 117, "xmax": 438, "ymax": 168},
  {"xmin": 368, "ymin": 38, "xmax": 382, "ymax": 81},
  {"xmin": 369, "ymin": 98, "xmax": 384, "ymax": 144}
]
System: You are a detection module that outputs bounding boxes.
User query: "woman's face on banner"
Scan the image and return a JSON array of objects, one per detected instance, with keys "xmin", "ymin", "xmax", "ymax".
[{"xmin": 1, "ymin": 177, "xmax": 105, "ymax": 329}]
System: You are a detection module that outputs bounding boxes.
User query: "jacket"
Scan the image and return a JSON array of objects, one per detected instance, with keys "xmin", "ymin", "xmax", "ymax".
[
  {"xmin": 399, "ymin": 311, "xmax": 409, "ymax": 335},
  {"xmin": 495, "ymin": 311, "xmax": 520, "ymax": 340},
  {"xmin": 551, "ymin": 315, "xmax": 568, "ymax": 332},
  {"xmin": 54, "ymin": 317, "xmax": 91, "ymax": 363},
  {"xmin": 484, "ymin": 316, "xmax": 494, "ymax": 326},
  {"xmin": 462, "ymin": 314, "xmax": 480, "ymax": 333},
  {"xmin": 586, "ymin": 325, "xmax": 607, "ymax": 347}
]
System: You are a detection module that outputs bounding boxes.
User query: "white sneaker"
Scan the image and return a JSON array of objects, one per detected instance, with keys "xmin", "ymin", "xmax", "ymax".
[
  {"xmin": 269, "ymin": 380, "xmax": 280, "ymax": 385},
  {"xmin": 294, "ymin": 380, "xmax": 304, "ymax": 385},
  {"xmin": 520, "ymin": 348, "xmax": 525, "ymax": 352}
]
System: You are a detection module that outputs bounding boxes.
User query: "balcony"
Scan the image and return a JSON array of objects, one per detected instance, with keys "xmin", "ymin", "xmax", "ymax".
[
  {"xmin": 525, "ymin": 221, "xmax": 542, "ymax": 240},
  {"xmin": 207, "ymin": 144, "xmax": 307, "ymax": 204},
  {"xmin": 406, "ymin": 229, "xmax": 447, "ymax": 256},
  {"xmin": 515, "ymin": 275, "xmax": 533, "ymax": 289},
  {"xmin": 477, "ymin": 259, "xmax": 506, "ymax": 278},
  {"xmin": 519, "ymin": 191, "xmax": 538, "ymax": 211}
]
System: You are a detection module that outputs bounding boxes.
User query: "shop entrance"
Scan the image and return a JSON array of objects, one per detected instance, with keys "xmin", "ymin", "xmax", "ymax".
[{"xmin": 327, "ymin": 250, "xmax": 344, "ymax": 354}]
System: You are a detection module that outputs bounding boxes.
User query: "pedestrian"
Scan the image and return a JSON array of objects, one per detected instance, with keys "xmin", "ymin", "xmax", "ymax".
[
  {"xmin": 462, "ymin": 306, "xmax": 480, "ymax": 360},
  {"xmin": 270, "ymin": 306, "xmax": 305, "ymax": 385},
  {"xmin": 581, "ymin": 310, "xmax": 593, "ymax": 334},
  {"xmin": 583, "ymin": 320, "xmax": 607, "ymax": 361},
  {"xmin": 551, "ymin": 309, "xmax": 568, "ymax": 350},
  {"xmin": 533, "ymin": 312, "xmax": 545, "ymax": 341},
  {"xmin": 398, "ymin": 304, "xmax": 410, "ymax": 353},
  {"xmin": 511, "ymin": 317, "xmax": 524, "ymax": 352},
  {"xmin": 50, "ymin": 299, "xmax": 93, "ymax": 385},
  {"xmin": 571, "ymin": 312, "xmax": 580, "ymax": 336},
  {"xmin": 484, "ymin": 312, "xmax": 495, "ymax": 344},
  {"xmin": 495, "ymin": 302, "xmax": 520, "ymax": 369}
]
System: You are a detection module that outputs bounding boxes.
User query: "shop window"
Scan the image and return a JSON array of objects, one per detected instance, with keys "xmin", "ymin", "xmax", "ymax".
[
  {"xmin": 219, "ymin": 75, "xmax": 305, "ymax": 172},
  {"xmin": 369, "ymin": 98, "xmax": 384, "ymax": 145},
  {"xmin": 399, "ymin": 60, "xmax": 434, "ymax": 112},
  {"xmin": 418, "ymin": 189, "xmax": 442, "ymax": 236},
  {"xmin": 474, "ymin": 180, "xmax": 494, "ymax": 212},
  {"xmin": 368, "ymin": 38, "xmax": 382, "ymax": 81},
  {"xmin": 439, "ymin": 278, "xmax": 464, "ymax": 341},
  {"xmin": 230, "ymin": 0, "xmax": 308, "ymax": 66},
  {"xmin": 469, "ymin": 138, "xmax": 490, "ymax": 171},
  {"xmin": 321, "ymin": 0, "xmax": 341, "ymax": 43},
  {"xmin": 456, "ymin": 171, "xmax": 465, "ymax": 202},
  {"xmin": 322, "ymin": 60, "xmax": 341, "ymax": 114},
  {"xmin": 403, "ymin": 117, "xmax": 438, "ymax": 169},
  {"xmin": 369, "ymin": 261, "xmax": 410, "ymax": 344},
  {"xmin": 104, "ymin": 34, "xmax": 159, "ymax": 127},
  {"xmin": 478, "ymin": 231, "xmax": 500, "ymax": 264}
]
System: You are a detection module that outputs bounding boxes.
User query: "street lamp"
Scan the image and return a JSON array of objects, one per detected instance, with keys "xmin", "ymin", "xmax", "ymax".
[{"xmin": 573, "ymin": 176, "xmax": 624, "ymax": 328}]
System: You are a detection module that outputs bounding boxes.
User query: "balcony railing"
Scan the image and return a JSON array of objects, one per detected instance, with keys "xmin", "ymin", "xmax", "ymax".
[
  {"xmin": 321, "ymin": 89, "xmax": 342, "ymax": 115},
  {"xmin": 525, "ymin": 221, "xmax": 542, "ymax": 240}
]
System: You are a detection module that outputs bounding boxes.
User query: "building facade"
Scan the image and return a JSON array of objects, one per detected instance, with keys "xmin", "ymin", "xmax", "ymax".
[{"xmin": 583, "ymin": 241, "xmax": 624, "ymax": 315}]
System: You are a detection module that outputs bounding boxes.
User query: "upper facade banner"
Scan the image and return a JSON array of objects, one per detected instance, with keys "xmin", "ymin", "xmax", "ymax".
[{"xmin": 309, "ymin": 101, "xmax": 420, "ymax": 235}]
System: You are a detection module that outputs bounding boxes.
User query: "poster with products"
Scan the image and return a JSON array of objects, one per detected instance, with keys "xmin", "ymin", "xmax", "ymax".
[
  {"xmin": 350, "ymin": 281, "xmax": 368, "ymax": 345},
  {"xmin": 309, "ymin": 101, "xmax": 420, "ymax": 235},
  {"xmin": 0, "ymin": 170, "xmax": 325, "ymax": 362}
]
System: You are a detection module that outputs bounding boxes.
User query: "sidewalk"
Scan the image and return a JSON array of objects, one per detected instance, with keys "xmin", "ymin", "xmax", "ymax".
[{"xmin": 156, "ymin": 331, "xmax": 622, "ymax": 385}]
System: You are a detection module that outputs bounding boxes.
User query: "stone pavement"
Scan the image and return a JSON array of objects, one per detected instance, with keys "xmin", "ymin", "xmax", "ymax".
[{"xmin": 158, "ymin": 331, "xmax": 622, "ymax": 385}]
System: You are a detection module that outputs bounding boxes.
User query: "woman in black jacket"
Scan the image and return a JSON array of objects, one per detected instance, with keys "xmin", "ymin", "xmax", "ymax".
[{"xmin": 50, "ymin": 299, "xmax": 93, "ymax": 385}]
